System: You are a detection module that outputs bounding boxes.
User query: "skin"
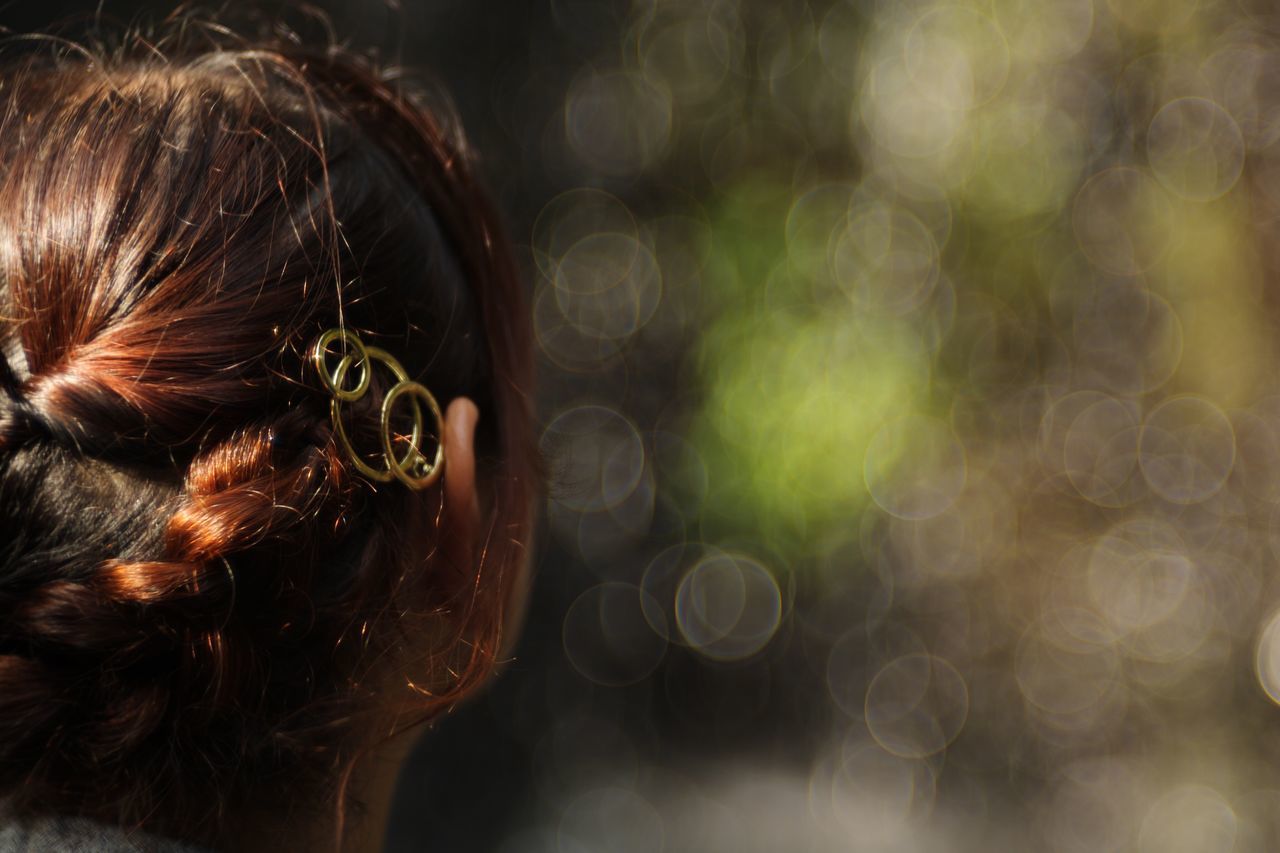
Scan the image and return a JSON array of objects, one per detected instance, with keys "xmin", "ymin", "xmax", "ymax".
[
  {"xmin": 357, "ymin": 397, "xmax": 485, "ymax": 853},
  {"xmin": 234, "ymin": 397, "xmax": 519, "ymax": 853}
]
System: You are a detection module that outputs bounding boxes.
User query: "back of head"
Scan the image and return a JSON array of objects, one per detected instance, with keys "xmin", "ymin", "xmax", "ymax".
[{"xmin": 0, "ymin": 15, "xmax": 534, "ymax": 849}]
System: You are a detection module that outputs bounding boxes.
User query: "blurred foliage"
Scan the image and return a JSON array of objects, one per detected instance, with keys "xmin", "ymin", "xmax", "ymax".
[{"xmin": 509, "ymin": 0, "xmax": 1280, "ymax": 850}]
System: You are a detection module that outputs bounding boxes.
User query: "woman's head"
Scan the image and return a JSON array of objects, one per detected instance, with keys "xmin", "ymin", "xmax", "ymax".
[{"xmin": 0, "ymin": 18, "xmax": 535, "ymax": 849}]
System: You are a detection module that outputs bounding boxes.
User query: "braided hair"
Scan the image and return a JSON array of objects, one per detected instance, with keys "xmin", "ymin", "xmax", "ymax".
[{"xmin": 0, "ymin": 18, "xmax": 535, "ymax": 850}]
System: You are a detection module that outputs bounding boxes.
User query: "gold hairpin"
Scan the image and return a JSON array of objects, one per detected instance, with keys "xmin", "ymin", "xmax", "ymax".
[{"xmin": 311, "ymin": 328, "xmax": 445, "ymax": 490}]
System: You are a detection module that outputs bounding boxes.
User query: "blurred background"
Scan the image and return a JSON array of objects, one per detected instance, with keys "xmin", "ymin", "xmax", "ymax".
[{"xmin": 13, "ymin": 0, "xmax": 1280, "ymax": 850}]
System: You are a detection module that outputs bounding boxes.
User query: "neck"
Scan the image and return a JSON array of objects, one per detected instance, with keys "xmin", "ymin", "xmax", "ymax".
[{"xmin": 226, "ymin": 724, "xmax": 425, "ymax": 853}]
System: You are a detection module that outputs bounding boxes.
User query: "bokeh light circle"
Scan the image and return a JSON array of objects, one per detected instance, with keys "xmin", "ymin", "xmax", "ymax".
[
  {"xmin": 564, "ymin": 70, "xmax": 673, "ymax": 176},
  {"xmin": 903, "ymin": 6, "xmax": 1010, "ymax": 109},
  {"xmin": 675, "ymin": 552, "xmax": 783, "ymax": 661},
  {"xmin": 826, "ymin": 738, "xmax": 935, "ymax": 840},
  {"xmin": 1063, "ymin": 395, "xmax": 1142, "ymax": 506},
  {"xmin": 1138, "ymin": 786, "xmax": 1238, "ymax": 853},
  {"xmin": 864, "ymin": 414, "xmax": 967, "ymax": 520},
  {"xmin": 1016, "ymin": 625, "xmax": 1121, "ymax": 716},
  {"xmin": 1254, "ymin": 607, "xmax": 1280, "ymax": 706},
  {"xmin": 1147, "ymin": 97, "xmax": 1245, "ymax": 201},
  {"xmin": 864, "ymin": 654, "xmax": 969, "ymax": 758},
  {"xmin": 563, "ymin": 583, "xmax": 669, "ymax": 687},
  {"xmin": 1087, "ymin": 518, "xmax": 1194, "ymax": 634},
  {"xmin": 637, "ymin": 2, "xmax": 736, "ymax": 105},
  {"xmin": 829, "ymin": 202, "xmax": 939, "ymax": 314},
  {"xmin": 553, "ymin": 232, "xmax": 663, "ymax": 343},
  {"xmin": 541, "ymin": 405, "xmax": 647, "ymax": 513},
  {"xmin": 533, "ymin": 188, "xmax": 638, "ymax": 278},
  {"xmin": 992, "ymin": 0, "xmax": 1094, "ymax": 63},
  {"xmin": 1139, "ymin": 396, "xmax": 1236, "ymax": 504},
  {"xmin": 1073, "ymin": 167, "xmax": 1173, "ymax": 275}
]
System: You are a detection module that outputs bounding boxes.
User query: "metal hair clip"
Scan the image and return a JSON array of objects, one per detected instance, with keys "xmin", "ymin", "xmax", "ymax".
[{"xmin": 311, "ymin": 328, "xmax": 445, "ymax": 490}]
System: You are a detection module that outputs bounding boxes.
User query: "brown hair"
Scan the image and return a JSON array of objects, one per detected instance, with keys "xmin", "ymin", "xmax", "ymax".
[{"xmin": 0, "ymin": 13, "xmax": 535, "ymax": 850}]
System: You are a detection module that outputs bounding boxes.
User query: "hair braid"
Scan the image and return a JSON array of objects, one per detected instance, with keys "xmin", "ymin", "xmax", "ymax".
[
  {"xmin": 0, "ymin": 18, "xmax": 537, "ymax": 849},
  {"xmin": 0, "ymin": 414, "xmax": 378, "ymax": 830}
]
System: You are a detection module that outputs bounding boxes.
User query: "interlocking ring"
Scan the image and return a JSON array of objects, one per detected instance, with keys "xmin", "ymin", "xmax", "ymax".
[{"xmin": 311, "ymin": 328, "xmax": 445, "ymax": 490}]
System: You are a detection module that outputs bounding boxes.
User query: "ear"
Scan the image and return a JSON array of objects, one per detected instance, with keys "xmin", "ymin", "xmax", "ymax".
[
  {"xmin": 441, "ymin": 397, "xmax": 481, "ymax": 576},
  {"xmin": 439, "ymin": 397, "xmax": 533, "ymax": 670}
]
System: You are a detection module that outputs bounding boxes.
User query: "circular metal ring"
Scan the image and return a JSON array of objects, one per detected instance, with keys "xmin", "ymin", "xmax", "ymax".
[
  {"xmin": 364, "ymin": 346, "xmax": 410, "ymax": 385},
  {"xmin": 312, "ymin": 328, "xmax": 370, "ymax": 402},
  {"xmin": 314, "ymin": 329, "xmax": 446, "ymax": 490},
  {"xmin": 381, "ymin": 380, "xmax": 445, "ymax": 490}
]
